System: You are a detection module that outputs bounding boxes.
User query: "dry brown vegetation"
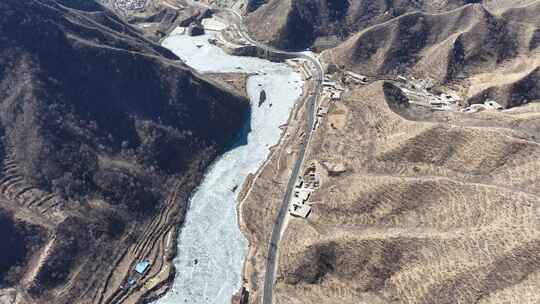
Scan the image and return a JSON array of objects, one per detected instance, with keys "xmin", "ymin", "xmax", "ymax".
[
  {"xmin": 245, "ymin": 0, "xmax": 477, "ymax": 51},
  {"xmin": 239, "ymin": 3, "xmax": 540, "ymax": 303},
  {"xmin": 271, "ymin": 81, "xmax": 540, "ymax": 304},
  {"xmin": 246, "ymin": 0, "xmax": 540, "ymax": 107},
  {"xmin": 326, "ymin": 2, "xmax": 540, "ymax": 106}
]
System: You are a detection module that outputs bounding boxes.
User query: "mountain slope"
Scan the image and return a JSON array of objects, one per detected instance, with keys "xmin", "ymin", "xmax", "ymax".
[
  {"xmin": 273, "ymin": 81, "xmax": 540, "ymax": 304},
  {"xmin": 245, "ymin": 0, "xmax": 477, "ymax": 50},
  {"xmin": 97, "ymin": 0, "xmax": 212, "ymax": 40},
  {"xmin": 245, "ymin": 0, "xmax": 540, "ymax": 107},
  {"xmin": 236, "ymin": 1, "xmax": 540, "ymax": 303},
  {"xmin": 324, "ymin": 3, "xmax": 540, "ymax": 107},
  {"xmin": 0, "ymin": 0, "xmax": 248, "ymax": 302}
]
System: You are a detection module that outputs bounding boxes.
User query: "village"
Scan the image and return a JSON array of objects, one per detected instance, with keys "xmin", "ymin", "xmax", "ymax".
[
  {"xmin": 211, "ymin": 23, "xmax": 253, "ymax": 53},
  {"xmin": 288, "ymin": 163, "xmax": 321, "ymax": 218},
  {"xmin": 281, "ymin": 64, "xmax": 509, "ymax": 221},
  {"xmin": 111, "ymin": 0, "xmax": 148, "ymax": 10},
  {"xmin": 393, "ymin": 75, "xmax": 505, "ymax": 113},
  {"xmin": 283, "ymin": 57, "xmax": 347, "ymax": 220}
]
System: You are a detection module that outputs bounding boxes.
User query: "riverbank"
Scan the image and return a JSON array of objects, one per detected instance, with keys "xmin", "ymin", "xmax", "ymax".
[{"xmin": 236, "ymin": 67, "xmax": 318, "ymax": 303}]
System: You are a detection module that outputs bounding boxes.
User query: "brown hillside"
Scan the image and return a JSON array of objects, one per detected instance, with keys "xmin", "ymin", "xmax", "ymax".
[
  {"xmin": 245, "ymin": 0, "xmax": 478, "ymax": 50},
  {"xmin": 324, "ymin": 3, "xmax": 540, "ymax": 107},
  {"xmin": 273, "ymin": 81, "xmax": 540, "ymax": 304}
]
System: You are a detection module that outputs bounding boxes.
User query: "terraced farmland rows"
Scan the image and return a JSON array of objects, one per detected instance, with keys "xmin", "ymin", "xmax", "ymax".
[
  {"xmin": 101, "ymin": 179, "xmax": 185, "ymax": 304},
  {"xmin": 0, "ymin": 148, "xmax": 65, "ymax": 216}
]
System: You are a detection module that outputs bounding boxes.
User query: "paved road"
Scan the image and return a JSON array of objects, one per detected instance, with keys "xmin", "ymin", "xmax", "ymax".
[{"xmin": 222, "ymin": 9, "xmax": 324, "ymax": 304}]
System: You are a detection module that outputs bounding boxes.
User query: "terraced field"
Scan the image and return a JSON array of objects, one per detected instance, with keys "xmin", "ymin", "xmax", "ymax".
[
  {"xmin": 0, "ymin": 148, "xmax": 65, "ymax": 218},
  {"xmin": 100, "ymin": 178, "xmax": 186, "ymax": 304}
]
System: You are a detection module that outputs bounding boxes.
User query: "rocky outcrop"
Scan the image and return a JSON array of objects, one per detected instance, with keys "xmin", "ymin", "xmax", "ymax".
[{"xmin": 188, "ymin": 21, "xmax": 205, "ymax": 36}]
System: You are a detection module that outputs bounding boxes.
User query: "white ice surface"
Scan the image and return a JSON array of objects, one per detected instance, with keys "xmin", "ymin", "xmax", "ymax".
[
  {"xmin": 155, "ymin": 30, "xmax": 303, "ymax": 304},
  {"xmin": 162, "ymin": 31, "xmax": 295, "ymax": 73}
]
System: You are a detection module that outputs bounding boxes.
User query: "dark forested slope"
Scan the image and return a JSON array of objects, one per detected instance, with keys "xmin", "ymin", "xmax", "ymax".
[{"xmin": 0, "ymin": 0, "xmax": 247, "ymax": 302}]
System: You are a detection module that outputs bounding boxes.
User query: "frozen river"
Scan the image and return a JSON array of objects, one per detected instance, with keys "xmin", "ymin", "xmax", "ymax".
[{"xmin": 155, "ymin": 28, "xmax": 303, "ymax": 304}]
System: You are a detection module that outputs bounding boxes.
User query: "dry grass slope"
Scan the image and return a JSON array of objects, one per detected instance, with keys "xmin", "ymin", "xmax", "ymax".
[
  {"xmin": 273, "ymin": 81, "xmax": 540, "ymax": 304},
  {"xmin": 324, "ymin": 2, "xmax": 540, "ymax": 107}
]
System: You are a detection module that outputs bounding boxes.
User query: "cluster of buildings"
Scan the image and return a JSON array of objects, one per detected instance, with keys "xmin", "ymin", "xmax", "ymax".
[
  {"xmin": 289, "ymin": 178, "xmax": 312, "ymax": 218},
  {"xmin": 289, "ymin": 164, "xmax": 320, "ymax": 218},
  {"xmin": 303, "ymin": 163, "xmax": 320, "ymax": 188},
  {"xmin": 395, "ymin": 75, "xmax": 462, "ymax": 111},
  {"xmin": 394, "ymin": 75, "xmax": 506, "ymax": 113},
  {"xmin": 462, "ymin": 100, "xmax": 504, "ymax": 113},
  {"xmin": 201, "ymin": 18, "xmax": 229, "ymax": 32},
  {"xmin": 287, "ymin": 59, "xmax": 343, "ymax": 131},
  {"xmin": 322, "ymin": 76, "xmax": 344, "ymax": 101},
  {"xmin": 286, "ymin": 58, "xmax": 316, "ymax": 81},
  {"xmin": 342, "ymin": 71, "xmax": 368, "ymax": 85},
  {"xmin": 312, "ymin": 75, "xmax": 344, "ymax": 130},
  {"xmin": 209, "ymin": 24, "xmax": 251, "ymax": 51},
  {"xmin": 113, "ymin": 0, "xmax": 147, "ymax": 10}
]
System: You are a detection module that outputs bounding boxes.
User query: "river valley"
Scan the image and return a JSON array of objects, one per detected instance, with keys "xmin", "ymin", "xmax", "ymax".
[{"xmin": 154, "ymin": 27, "xmax": 304, "ymax": 304}]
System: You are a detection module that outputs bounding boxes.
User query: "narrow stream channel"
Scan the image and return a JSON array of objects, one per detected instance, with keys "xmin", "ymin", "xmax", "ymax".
[{"xmin": 155, "ymin": 28, "xmax": 304, "ymax": 304}]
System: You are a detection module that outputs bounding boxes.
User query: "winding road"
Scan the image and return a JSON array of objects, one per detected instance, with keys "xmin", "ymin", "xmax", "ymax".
[{"xmin": 223, "ymin": 9, "xmax": 325, "ymax": 304}]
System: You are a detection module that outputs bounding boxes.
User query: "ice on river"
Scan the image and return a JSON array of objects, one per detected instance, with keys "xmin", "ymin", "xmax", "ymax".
[
  {"xmin": 155, "ymin": 30, "xmax": 303, "ymax": 304},
  {"xmin": 162, "ymin": 29, "xmax": 291, "ymax": 73}
]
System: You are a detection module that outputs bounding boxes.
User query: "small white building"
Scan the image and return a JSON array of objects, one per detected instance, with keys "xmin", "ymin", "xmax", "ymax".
[
  {"xmin": 289, "ymin": 203, "xmax": 311, "ymax": 218},
  {"xmin": 323, "ymin": 81, "xmax": 338, "ymax": 88},
  {"xmin": 397, "ymin": 75, "xmax": 408, "ymax": 82},
  {"xmin": 291, "ymin": 188, "xmax": 311, "ymax": 206},
  {"xmin": 295, "ymin": 177, "xmax": 304, "ymax": 188},
  {"xmin": 345, "ymin": 71, "xmax": 367, "ymax": 83},
  {"xmin": 294, "ymin": 188, "xmax": 311, "ymax": 201},
  {"xmin": 484, "ymin": 100, "xmax": 503, "ymax": 110},
  {"xmin": 331, "ymin": 90, "xmax": 343, "ymax": 100},
  {"xmin": 461, "ymin": 104, "xmax": 485, "ymax": 113},
  {"xmin": 317, "ymin": 106, "xmax": 329, "ymax": 117}
]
